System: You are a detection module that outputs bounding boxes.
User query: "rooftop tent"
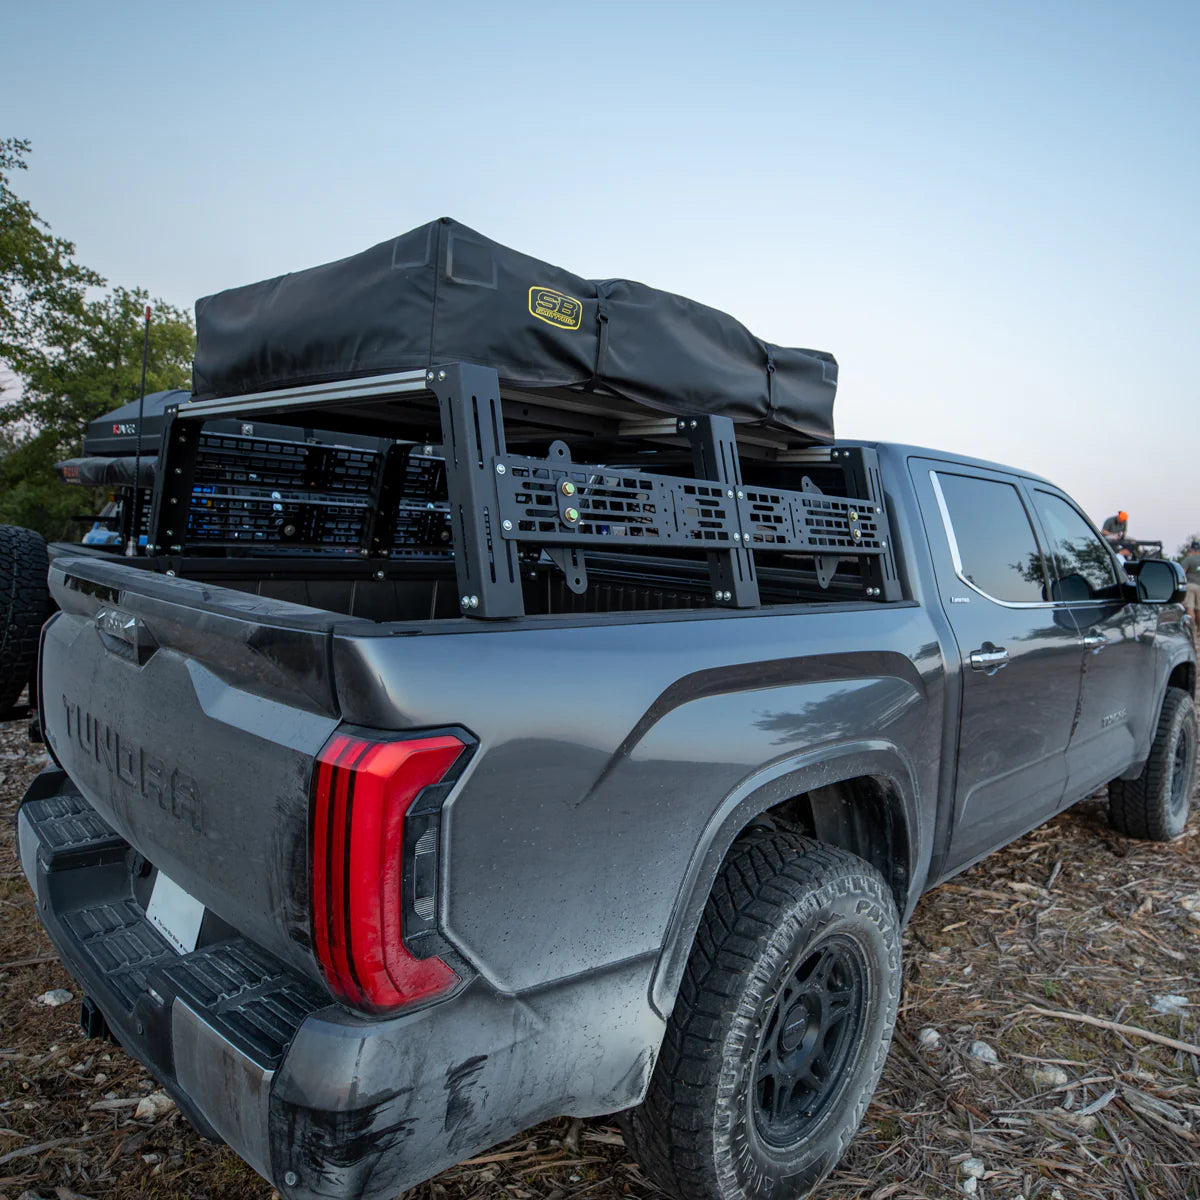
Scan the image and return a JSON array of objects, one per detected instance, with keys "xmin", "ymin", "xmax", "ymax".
[{"xmin": 191, "ymin": 218, "xmax": 837, "ymax": 446}]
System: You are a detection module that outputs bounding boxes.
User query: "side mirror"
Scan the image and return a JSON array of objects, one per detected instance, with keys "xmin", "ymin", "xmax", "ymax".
[{"xmin": 1130, "ymin": 558, "xmax": 1186, "ymax": 604}]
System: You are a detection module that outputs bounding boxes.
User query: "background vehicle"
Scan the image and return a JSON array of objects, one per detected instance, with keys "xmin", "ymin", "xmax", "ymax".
[
  {"xmin": 1115, "ymin": 537, "xmax": 1165, "ymax": 560},
  {"xmin": 1, "ymin": 391, "xmax": 396, "ymax": 712},
  {"xmin": 17, "ymin": 222, "xmax": 1197, "ymax": 1200}
]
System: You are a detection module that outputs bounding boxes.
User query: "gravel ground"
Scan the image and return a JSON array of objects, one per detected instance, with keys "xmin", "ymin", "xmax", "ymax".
[{"xmin": 1, "ymin": 704, "xmax": 1197, "ymax": 1200}]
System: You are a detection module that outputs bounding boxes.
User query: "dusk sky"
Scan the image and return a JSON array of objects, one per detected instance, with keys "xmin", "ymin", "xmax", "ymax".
[{"xmin": 5, "ymin": 1, "xmax": 1198, "ymax": 551}]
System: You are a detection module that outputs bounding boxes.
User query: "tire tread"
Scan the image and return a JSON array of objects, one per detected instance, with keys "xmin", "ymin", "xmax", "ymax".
[
  {"xmin": 0, "ymin": 525, "xmax": 51, "ymax": 712},
  {"xmin": 622, "ymin": 830, "xmax": 898, "ymax": 1200},
  {"xmin": 1108, "ymin": 688, "xmax": 1195, "ymax": 841}
]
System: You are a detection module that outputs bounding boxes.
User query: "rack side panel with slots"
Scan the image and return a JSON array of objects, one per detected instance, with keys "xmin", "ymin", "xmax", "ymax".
[{"xmin": 149, "ymin": 362, "xmax": 900, "ymax": 619}]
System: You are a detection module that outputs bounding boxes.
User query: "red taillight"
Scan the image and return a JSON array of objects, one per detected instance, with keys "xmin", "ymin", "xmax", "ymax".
[{"xmin": 311, "ymin": 732, "xmax": 463, "ymax": 1012}]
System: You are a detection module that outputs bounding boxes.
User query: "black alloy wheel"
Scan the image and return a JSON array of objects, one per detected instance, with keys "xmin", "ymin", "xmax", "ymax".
[{"xmin": 753, "ymin": 934, "xmax": 867, "ymax": 1146}]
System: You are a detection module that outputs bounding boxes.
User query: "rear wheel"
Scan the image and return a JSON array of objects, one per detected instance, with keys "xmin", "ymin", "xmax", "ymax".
[
  {"xmin": 0, "ymin": 525, "xmax": 51, "ymax": 713},
  {"xmin": 622, "ymin": 831, "xmax": 901, "ymax": 1200},
  {"xmin": 1108, "ymin": 688, "xmax": 1197, "ymax": 841}
]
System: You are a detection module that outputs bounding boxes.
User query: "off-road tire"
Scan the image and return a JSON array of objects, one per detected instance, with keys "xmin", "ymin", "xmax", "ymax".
[
  {"xmin": 1108, "ymin": 688, "xmax": 1197, "ymax": 841},
  {"xmin": 621, "ymin": 831, "xmax": 901, "ymax": 1200},
  {"xmin": 0, "ymin": 525, "xmax": 51, "ymax": 713}
]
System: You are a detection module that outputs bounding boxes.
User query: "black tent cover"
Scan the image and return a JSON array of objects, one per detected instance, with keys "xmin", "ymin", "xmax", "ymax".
[{"xmin": 192, "ymin": 218, "xmax": 837, "ymax": 444}]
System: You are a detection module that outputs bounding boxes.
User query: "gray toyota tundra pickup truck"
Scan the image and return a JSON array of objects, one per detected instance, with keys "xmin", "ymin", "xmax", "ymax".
[{"xmin": 15, "ymin": 222, "xmax": 1198, "ymax": 1200}]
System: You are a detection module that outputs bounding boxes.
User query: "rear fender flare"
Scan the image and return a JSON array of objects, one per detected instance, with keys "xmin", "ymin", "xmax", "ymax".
[{"xmin": 648, "ymin": 740, "xmax": 922, "ymax": 1021}]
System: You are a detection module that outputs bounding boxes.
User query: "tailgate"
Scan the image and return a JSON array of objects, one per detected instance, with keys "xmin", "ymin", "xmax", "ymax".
[{"xmin": 39, "ymin": 556, "xmax": 346, "ymax": 981}]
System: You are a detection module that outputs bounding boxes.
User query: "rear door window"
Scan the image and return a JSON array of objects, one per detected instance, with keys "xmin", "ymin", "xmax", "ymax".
[
  {"xmin": 933, "ymin": 472, "xmax": 1047, "ymax": 604},
  {"xmin": 1031, "ymin": 490, "xmax": 1123, "ymax": 602}
]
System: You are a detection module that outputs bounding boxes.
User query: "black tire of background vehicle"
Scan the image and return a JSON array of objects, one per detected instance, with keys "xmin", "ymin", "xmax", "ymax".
[
  {"xmin": 0, "ymin": 524, "xmax": 51, "ymax": 713},
  {"xmin": 621, "ymin": 831, "xmax": 901, "ymax": 1200},
  {"xmin": 1107, "ymin": 688, "xmax": 1197, "ymax": 842}
]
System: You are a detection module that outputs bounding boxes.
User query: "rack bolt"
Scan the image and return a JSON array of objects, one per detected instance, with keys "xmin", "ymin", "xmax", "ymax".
[
  {"xmin": 174, "ymin": 467, "xmax": 182, "ymax": 475},
  {"xmin": 560, "ymin": 479, "xmax": 577, "ymax": 497},
  {"xmin": 727, "ymin": 489, "xmax": 735, "ymax": 499},
  {"xmin": 165, "ymin": 570, "xmax": 176, "ymax": 577},
  {"xmin": 469, "ymin": 595, "xmax": 479, "ymax": 608},
  {"xmin": 285, "ymin": 1172, "xmax": 299, "ymax": 1187},
  {"xmin": 564, "ymin": 507, "xmax": 580, "ymax": 523},
  {"xmin": 849, "ymin": 510, "xmax": 858, "ymax": 521},
  {"xmin": 360, "ymin": 548, "xmax": 370, "ymax": 557},
  {"xmin": 689, "ymin": 420, "xmax": 697, "ymax": 429},
  {"xmin": 852, "ymin": 529, "xmax": 861, "ymax": 541},
  {"xmin": 165, "ymin": 529, "xmax": 174, "ymax": 537},
  {"xmin": 502, "ymin": 519, "xmax": 513, "ymax": 531},
  {"xmin": 426, "ymin": 371, "xmax": 434, "ymax": 381},
  {"xmin": 437, "ymin": 370, "xmax": 446, "ymax": 381},
  {"xmin": 461, "ymin": 595, "xmax": 471, "ymax": 608},
  {"xmin": 374, "ymin": 570, "xmax": 385, "ymax": 580},
  {"xmin": 169, "ymin": 497, "xmax": 177, "ymax": 505},
  {"xmin": 875, "ymin": 507, "xmax": 881, "ymax": 514},
  {"xmin": 496, "ymin": 463, "xmax": 506, "ymax": 475},
  {"xmin": 737, "ymin": 490, "xmax": 744, "ymax": 499},
  {"xmin": 170, "ymin": 546, "xmax": 181, "ymax": 553}
]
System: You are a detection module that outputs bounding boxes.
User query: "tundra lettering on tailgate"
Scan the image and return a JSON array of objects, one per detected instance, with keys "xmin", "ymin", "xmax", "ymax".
[{"xmin": 61, "ymin": 696, "xmax": 203, "ymax": 832}]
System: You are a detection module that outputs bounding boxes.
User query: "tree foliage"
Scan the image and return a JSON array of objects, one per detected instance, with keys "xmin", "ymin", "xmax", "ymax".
[
  {"xmin": 6, "ymin": 285, "xmax": 194, "ymax": 445},
  {"xmin": 0, "ymin": 137, "xmax": 103, "ymax": 382},
  {"xmin": 0, "ymin": 138, "xmax": 195, "ymax": 540},
  {"xmin": 0, "ymin": 427, "xmax": 83, "ymax": 540},
  {"xmin": 1177, "ymin": 533, "xmax": 1200, "ymax": 559}
]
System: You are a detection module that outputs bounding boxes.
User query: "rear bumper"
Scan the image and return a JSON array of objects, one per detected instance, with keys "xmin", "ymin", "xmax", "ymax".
[
  {"xmin": 17, "ymin": 769, "xmax": 663, "ymax": 1199},
  {"xmin": 17, "ymin": 768, "xmax": 324, "ymax": 1181}
]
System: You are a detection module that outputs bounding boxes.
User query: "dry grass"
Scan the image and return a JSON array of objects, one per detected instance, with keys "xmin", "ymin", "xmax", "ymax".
[{"xmin": 1, "ymin": 706, "xmax": 1197, "ymax": 1200}]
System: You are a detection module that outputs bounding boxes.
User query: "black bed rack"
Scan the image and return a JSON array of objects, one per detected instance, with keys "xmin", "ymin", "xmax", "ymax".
[{"xmin": 149, "ymin": 362, "xmax": 899, "ymax": 619}]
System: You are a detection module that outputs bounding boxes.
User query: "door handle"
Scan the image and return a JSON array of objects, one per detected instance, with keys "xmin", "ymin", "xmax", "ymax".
[
  {"xmin": 1081, "ymin": 634, "xmax": 1106, "ymax": 651},
  {"xmin": 969, "ymin": 645, "xmax": 1010, "ymax": 674}
]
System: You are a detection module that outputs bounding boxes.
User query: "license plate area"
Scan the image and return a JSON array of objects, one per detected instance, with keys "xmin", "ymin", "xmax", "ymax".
[{"xmin": 146, "ymin": 869, "xmax": 205, "ymax": 955}]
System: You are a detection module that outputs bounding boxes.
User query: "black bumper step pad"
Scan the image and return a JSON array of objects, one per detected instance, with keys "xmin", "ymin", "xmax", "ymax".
[
  {"xmin": 21, "ymin": 784, "xmax": 328, "ymax": 1071},
  {"xmin": 23, "ymin": 790, "xmax": 126, "ymax": 859},
  {"xmin": 160, "ymin": 941, "xmax": 326, "ymax": 1069}
]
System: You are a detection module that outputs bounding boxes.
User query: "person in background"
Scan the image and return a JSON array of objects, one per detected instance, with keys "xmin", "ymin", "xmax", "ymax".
[
  {"xmin": 1181, "ymin": 539, "xmax": 1200, "ymax": 626},
  {"xmin": 1102, "ymin": 510, "xmax": 1129, "ymax": 543}
]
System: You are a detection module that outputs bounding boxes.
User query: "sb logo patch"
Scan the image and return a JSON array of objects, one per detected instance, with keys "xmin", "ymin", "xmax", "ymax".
[{"xmin": 529, "ymin": 286, "xmax": 583, "ymax": 331}]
